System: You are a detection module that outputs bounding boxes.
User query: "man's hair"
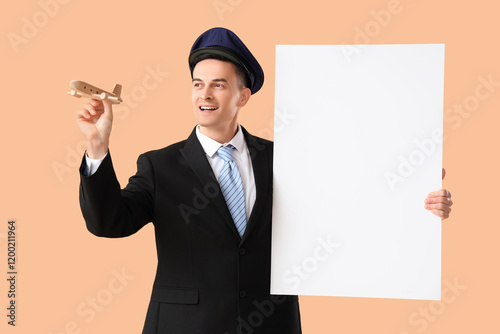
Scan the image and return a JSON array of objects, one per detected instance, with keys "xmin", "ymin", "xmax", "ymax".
[{"xmin": 192, "ymin": 53, "xmax": 250, "ymax": 89}]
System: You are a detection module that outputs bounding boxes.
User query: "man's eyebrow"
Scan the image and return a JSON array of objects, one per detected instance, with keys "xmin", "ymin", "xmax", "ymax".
[{"xmin": 192, "ymin": 78, "xmax": 228, "ymax": 83}]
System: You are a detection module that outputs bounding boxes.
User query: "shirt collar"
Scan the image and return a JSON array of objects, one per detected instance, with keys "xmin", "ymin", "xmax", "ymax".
[{"xmin": 195, "ymin": 124, "xmax": 246, "ymax": 158}]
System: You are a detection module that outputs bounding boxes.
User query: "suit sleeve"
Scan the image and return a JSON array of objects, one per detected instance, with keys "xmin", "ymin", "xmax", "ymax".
[{"xmin": 79, "ymin": 151, "xmax": 155, "ymax": 238}]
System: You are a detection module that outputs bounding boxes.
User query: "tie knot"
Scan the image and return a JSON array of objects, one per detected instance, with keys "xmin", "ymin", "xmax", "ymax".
[{"xmin": 217, "ymin": 145, "xmax": 235, "ymax": 162}]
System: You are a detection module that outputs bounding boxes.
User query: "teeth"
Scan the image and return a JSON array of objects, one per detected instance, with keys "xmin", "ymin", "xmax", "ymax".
[{"xmin": 201, "ymin": 107, "xmax": 217, "ymax": 110}]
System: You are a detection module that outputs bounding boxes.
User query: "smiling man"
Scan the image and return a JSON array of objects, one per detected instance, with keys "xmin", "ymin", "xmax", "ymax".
[
  {"xmin": 76, "ymin": 27, "xmax": 452, "ymax": 334},
  {"xmin": 192, "ymin": 57, "xmax": 251, "ymax": 143}
]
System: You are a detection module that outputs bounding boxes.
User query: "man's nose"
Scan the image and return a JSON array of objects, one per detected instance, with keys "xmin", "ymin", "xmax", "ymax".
[{"xmin": 200, "ymin": 86, "xmax": 213, "ymax": 99}]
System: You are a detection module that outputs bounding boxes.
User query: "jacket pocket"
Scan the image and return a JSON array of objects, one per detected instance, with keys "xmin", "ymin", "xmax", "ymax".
[{"xmin": 151, "ymin": 286, "xmax": 199, "ymax": 305}]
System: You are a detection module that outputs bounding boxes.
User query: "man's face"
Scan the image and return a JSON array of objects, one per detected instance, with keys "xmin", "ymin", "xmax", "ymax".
[{"xmin": 192, "ymin": 59, "xmax": 250, "ymax": 135}]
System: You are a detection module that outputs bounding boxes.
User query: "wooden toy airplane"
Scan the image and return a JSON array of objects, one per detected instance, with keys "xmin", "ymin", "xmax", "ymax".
[{"xmin": 67, "ymin": 80, "xmax": 123, "ymax": 104}]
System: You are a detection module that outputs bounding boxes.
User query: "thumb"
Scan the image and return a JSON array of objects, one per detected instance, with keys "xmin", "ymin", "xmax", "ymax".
[{"xmin": 102, "ymin": 98, "xmax": 113, "ymax": 121}]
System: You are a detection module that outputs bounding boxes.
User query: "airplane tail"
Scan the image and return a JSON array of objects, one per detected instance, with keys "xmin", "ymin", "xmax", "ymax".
[{"xmin": 112, "ymin": 84, "xmax": 122, "ymax": 97}]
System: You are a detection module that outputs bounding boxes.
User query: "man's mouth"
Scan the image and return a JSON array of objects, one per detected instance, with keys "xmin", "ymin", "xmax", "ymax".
[{"xmin": 199, "ymin": 106, "xmax": 218, "ymax": 111}]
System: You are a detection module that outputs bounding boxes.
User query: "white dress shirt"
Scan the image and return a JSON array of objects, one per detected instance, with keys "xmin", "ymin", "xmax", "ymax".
[
  {"xmin": 195, "ymin": 124, "xmax": 256, "ymax": 221},
  {"xmin": 85, "ymin": 152, "xmax": 108, "ymax": 176},
  {"xmin": 84, "ymin": 124, "xmax": 256, "ymax": 220}
]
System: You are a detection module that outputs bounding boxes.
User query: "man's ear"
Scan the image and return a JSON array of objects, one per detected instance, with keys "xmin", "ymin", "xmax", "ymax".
[{"xmin": 237, "ymin": 87, "xmax": 251, "ymax": 107}]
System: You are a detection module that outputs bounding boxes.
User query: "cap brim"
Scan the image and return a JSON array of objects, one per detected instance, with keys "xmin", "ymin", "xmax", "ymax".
[
  {"xmin": 189, "ymin": 46, "xmax": 255, "ymax": 89},
  {"xmin": 189, "ymin": 47, "xmax": 245, "ymax": 70}
]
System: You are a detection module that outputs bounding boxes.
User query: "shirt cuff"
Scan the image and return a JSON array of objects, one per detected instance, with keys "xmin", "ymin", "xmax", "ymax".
[{"xmin": 84, "ymin": 151, "xmax": 108, "ymax": 176}]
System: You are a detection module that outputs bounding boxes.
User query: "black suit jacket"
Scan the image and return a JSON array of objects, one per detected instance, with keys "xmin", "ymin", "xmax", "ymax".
[{"xmin": 79, "ymin": 126, "xmax": 302, "ymax": 334}]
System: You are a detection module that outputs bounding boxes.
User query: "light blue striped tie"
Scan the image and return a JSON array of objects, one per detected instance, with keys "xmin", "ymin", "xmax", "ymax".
[{"xmin": 217, "ymin": 145, "xmax": 247, "ymax": 237}]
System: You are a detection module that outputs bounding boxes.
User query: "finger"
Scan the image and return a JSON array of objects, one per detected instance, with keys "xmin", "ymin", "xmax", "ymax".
[
  {"xmin": 442, "ymin": 168, "xmax": 446, "ymax": 180},
  {"xmin": 101, "ymin": 98, "xmax": 113, "ymax": 119},
  {"xmin": 424, "ymin": 202, "xmax": 452, "ymax": 214},
  {"xmin": 424, "ymin": 196, "xmax": 453, "ymax": 206},
  {"xmin": 430, "ymin": 209, "xmax": 450, "ymax": 219},
  {"xmin": 81, "ymin": 103, "xmax": 98, "ymax": 116},
  {"xmin": 91, "ymin": 99, "xmax": 109, "ymax": 113},
  {"xmin": 76, "ymin": 108, "xmax": 92, "ymax": 119},
  {"xmin": 85, "ymin": 99, "xmax": 110, "ymax": 117},
  {"xmin": 427, "ymin": 189, "xmax": 451, "ymax": 199},
  {"xmin": 89, "ymin": 98, "xmax": 105, "ymax": 110}
]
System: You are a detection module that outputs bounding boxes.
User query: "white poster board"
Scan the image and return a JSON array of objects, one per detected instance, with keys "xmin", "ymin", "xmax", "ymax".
[{"xmin": 271, "ymin": 44, "xmax": 444, "ymax": 300}]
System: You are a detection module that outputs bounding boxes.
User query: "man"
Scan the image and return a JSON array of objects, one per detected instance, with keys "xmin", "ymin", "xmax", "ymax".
[{"xmin": 76, "ymin": 27, "xmax": 453, "ymax": 334}]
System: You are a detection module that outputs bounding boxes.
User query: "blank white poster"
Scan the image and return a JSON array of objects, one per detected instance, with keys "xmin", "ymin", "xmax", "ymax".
[{"xmin": 271, "ymin": 44, "xmax": 444, "ymax": 300}]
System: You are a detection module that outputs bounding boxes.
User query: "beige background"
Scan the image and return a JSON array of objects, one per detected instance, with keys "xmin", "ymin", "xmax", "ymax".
[{"xmin": 1, "ymin": 0, "xmax": 498, "ymax": 333}]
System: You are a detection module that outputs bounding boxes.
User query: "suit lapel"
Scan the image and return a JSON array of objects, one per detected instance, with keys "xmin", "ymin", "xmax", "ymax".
[
  {"xmin": 180, "ymin": 126, "xmax": 271, "ymax": 243},
  {"xmin": 180, "ymin": 127, "xmax": 241, "ymax": 239},
  {"xmin": 240, "ymin": 126, "xmax": 270, "ymax": 243}
]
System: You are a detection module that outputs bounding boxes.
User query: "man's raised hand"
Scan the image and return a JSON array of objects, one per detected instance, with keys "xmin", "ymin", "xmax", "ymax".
[{"xmin": 76, "ymin": 99, "xmax": 113, "ymax": 159}]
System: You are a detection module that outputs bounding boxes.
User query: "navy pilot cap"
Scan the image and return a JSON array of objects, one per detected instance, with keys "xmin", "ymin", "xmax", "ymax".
[{"xmin": 189, "ymin": 27, "xmax": 264, "ymax": 95}]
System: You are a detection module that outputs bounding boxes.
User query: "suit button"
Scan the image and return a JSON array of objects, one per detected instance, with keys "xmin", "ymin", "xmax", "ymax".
[
  {"xmin": 238, "ymin": 248, "xmax": 246, "ymax": 256},
  {"xmin": 239, "ymin": 290, "xmax": 247, "ymax": 298}
]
